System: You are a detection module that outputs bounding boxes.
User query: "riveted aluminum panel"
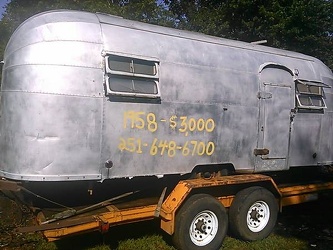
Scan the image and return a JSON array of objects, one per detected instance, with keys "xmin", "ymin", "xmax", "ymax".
[
  {"xmin": 0, "ymin": 92, "xmax": 103, "ymax": 180},
  {"xmin": 0, "ymin": 10, "xmax": 104, "ymax": 181}
]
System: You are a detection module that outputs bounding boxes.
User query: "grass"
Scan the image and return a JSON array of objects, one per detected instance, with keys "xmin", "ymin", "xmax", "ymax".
[
  {"xmin": 221, "ymin": 235, "xmax": 308, "ymax": 250},
  {"xmin": 32, "ymin": 232, "xmax": 309, "ymax": 250},
  {"xmin": 18, "ymin": 218, "xmax": 310, "ymax": 250}
]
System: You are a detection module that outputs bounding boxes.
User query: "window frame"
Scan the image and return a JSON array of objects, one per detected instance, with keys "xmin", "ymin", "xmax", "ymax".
[
  {"xmin": 295, "ymin": 79, "xmax": 328, "ymax": 110},
  {"xmin": 105, "ymin": 54, "xmax": 160, "ymax": 99}
]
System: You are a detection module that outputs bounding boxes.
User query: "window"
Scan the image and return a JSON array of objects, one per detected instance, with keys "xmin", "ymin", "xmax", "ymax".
[
  {"xmin": 108, "ymin": 55, "xmax": 157, "ymax": 76},
  {"xmin": 105, "ymin": 54, "xmax": 160, "ymax": 99},
  {"xmin": 108, "ymin": 76, "xmax": 157, "ymax": 94},
  {"xmin": 295, "ymin": 79, "xmax": 328, "ymax": 110}
]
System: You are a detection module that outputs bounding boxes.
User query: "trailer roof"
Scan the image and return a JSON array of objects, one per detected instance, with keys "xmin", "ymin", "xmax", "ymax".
[{"xmin": 95, "ymin": 12, "xmax": 315, "ymax": 62}]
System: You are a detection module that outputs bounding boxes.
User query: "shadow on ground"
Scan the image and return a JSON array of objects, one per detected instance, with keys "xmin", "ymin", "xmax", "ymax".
[{"xmin": 274, "ymin": 192, "xmax": 333, "ymax": 249}]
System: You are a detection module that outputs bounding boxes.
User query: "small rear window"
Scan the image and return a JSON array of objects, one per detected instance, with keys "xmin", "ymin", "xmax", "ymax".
[
  {"xmin": 295, "ymin": 80, "xmax": 327, "ymax": 110},
  {"xmin": 105, "ymin": 54, "xmax": 160, "ymax": 99},
  {"xmin": 108, "ymin": 55, "xmax": 157, "ymax": 76},
  {"xmin": 109, "ymin": 76, "xmax": 158, "ymax": 95}
]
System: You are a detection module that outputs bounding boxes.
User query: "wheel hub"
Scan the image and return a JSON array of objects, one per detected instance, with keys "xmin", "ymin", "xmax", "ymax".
[
  {"xmin": 247, "ymin": 201, "xmax": 270, "ymax": 233},
  {"xmin": 250, "ymin": 208, "xmax": 263, "ymax": 221},
  {"xmin": 195, "ymin": 219, "xmax": 207, "ymax": 233},
  {"xmin": 189, "ymin": 210, "xmax": 219, "ymax": 246}
]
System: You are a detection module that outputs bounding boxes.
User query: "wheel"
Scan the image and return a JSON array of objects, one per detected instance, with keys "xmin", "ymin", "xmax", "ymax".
[
  {"xmin": 172, "ymin": 194, "xmax": 228, "ymax": 250},
  {"xmin": 229, "ymin": 186, "xmax": 278, "ymax": 241}
]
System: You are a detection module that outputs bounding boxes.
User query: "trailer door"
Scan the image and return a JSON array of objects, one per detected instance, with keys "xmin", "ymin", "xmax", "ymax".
[{"xmin": 255, "ymin": 64, "xmax": 294, "ymax": 171}]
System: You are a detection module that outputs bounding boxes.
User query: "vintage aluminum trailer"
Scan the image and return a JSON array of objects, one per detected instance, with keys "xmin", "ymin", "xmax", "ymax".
[
  {"xmin": 0, "ymin": 10, "xmax": 332, "ymax": 182},
  {"xmin": 1, "ymin": 9, "xmax": 333, "ymax": 250}
]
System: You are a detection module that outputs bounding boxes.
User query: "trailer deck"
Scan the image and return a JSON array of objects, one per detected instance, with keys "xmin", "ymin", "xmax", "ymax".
[{"xmin": 14, "ymin": 174, "xmax": 333, "ymax": 241}]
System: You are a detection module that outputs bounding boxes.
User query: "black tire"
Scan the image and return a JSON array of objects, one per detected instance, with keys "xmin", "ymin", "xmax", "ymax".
[
  {"xmin": 172, "ymin": 194, "xmax": 228, "ymax": 250},
  {"xmin": 229, "ymin": 186, "xmax": 278, "ymax": 241}
]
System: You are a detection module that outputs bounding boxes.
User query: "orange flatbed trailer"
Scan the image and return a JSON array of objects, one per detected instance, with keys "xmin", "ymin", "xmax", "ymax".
[{"xmin": 16, "ymin": 174, "xmax": 333, "ymax": 242}]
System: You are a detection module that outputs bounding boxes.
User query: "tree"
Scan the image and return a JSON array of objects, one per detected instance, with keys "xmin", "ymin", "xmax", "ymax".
[{"xmin": 165, "ymin": 0, "xmax": 333, "ymax": 69}]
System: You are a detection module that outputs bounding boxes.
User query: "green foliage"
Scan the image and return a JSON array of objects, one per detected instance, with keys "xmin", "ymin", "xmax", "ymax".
[{"xmin": 165, "ymin": 0, "xmax": 333, "ymax": 69}]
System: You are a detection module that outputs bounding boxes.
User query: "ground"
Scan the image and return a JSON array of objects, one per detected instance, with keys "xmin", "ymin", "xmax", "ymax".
[{"xmin": 274, "ymin": 192, "xmax": 333, "ymax": 249}]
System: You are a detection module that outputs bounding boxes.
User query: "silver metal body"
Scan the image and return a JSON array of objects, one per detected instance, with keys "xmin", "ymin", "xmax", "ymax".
[{"xmin": 0, "ymin": 10, "xmax": 332, "ymax": 182}]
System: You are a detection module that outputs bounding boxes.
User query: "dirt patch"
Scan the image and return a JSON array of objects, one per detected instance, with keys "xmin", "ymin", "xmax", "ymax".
[
  {"xmin": 0, "ymin": 194, "xmax": 42, "ymax": 249},
  {"xmin": 0, "ymin": 196, "xmax": 21, "ymax": 244}
]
